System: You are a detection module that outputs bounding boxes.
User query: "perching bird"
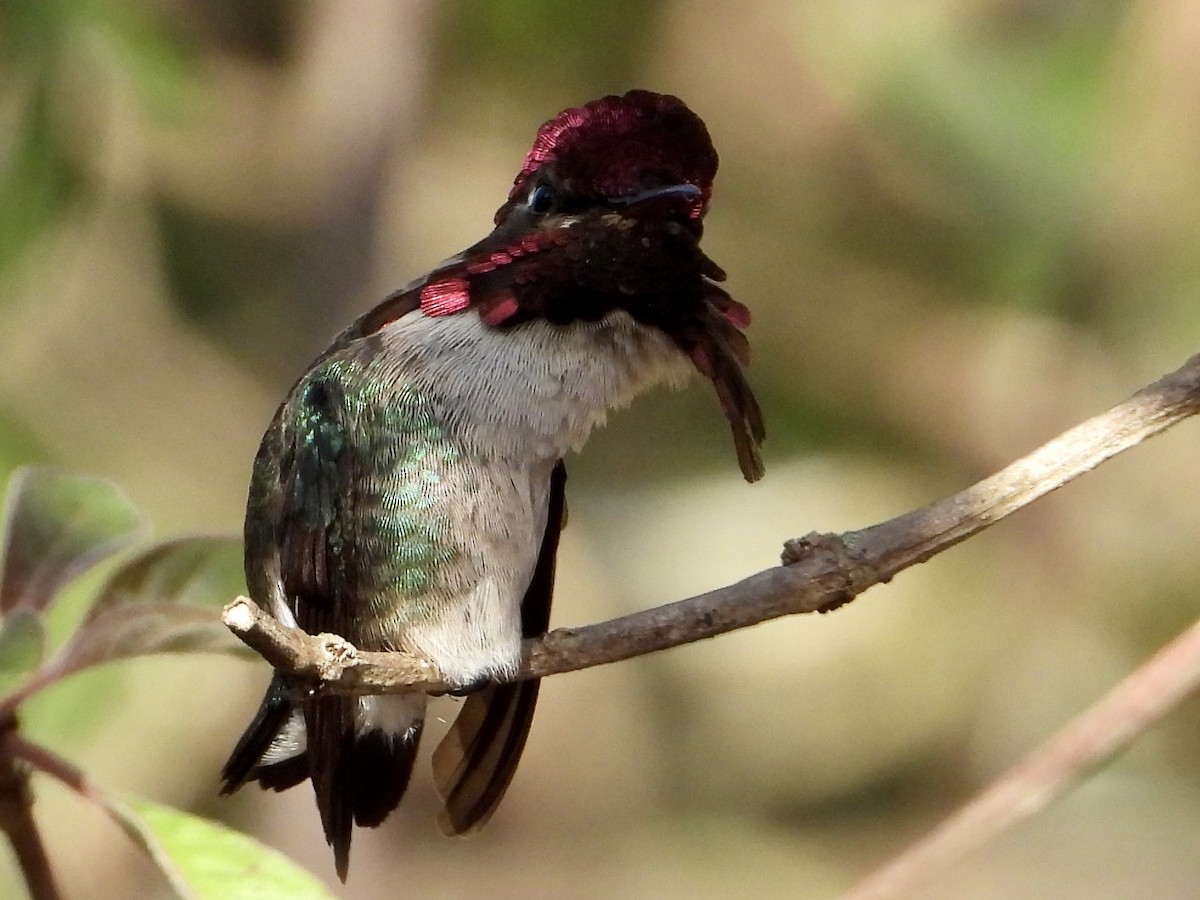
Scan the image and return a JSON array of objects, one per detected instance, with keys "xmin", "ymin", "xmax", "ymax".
[{"xmin": 220, "ymin": 89, "xmax": 764, "ymax": 881}]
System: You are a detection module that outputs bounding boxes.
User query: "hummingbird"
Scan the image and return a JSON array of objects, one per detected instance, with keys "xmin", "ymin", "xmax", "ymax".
[{"xmin": 219, "ymin": 89, "xmax": 764, "ymax": 880}]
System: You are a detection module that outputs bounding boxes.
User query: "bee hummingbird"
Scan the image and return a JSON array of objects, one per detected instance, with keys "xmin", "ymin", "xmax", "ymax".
[{"xmin": 219, "ymin": 89, "xmax": 764, "ymax": 880}]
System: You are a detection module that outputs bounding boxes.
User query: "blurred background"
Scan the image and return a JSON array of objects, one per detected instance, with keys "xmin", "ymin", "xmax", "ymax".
[{"xmin": 3, "ymin": 1, "xmax": 1200, "ymax": 897}]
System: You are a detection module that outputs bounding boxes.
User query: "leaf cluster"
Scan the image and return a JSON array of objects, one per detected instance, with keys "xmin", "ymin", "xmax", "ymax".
[{"xmin": 0, "ymin": 468, "xmax": 331, "ymax": 899}]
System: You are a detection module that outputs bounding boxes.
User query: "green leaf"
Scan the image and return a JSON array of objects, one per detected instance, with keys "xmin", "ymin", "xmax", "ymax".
[
  {"xmin": 0, "ymin": 609, "xmax": 44, "ymax": 677},
  {"xmin": 106, "ymin": 797, "xmax": 335, "ymax": 900},
  {"xmin": 0, "ymin": 467, "xmax": 145, "ymax": 616},
  {"xmin": 86, "ymin": 537, "xmax": 246, "ymax": 619},
  {"xmin": 54, "ymin": 537, "xmax": 250, "ymax": 672},
  {"xmin": 56, "ymin": 604, "xmax": 251, "ymax": 672}
]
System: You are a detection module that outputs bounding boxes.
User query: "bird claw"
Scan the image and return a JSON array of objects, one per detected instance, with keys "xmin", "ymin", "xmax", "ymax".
[{"xmin": 443, "ymin": 676, "xmax": 491, "ymax": 698}]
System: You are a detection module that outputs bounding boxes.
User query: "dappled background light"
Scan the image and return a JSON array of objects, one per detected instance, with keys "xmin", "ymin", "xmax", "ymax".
[{"xmin": 3, "ymin": 1, "xmax": 1200, "ymax": 897}]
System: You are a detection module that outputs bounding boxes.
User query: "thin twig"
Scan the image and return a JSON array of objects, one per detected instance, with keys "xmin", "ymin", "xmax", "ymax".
[
  {"xmin": 7, "ymin": 735, "xmax": 192, "ymax": 899},
  {"xmin": 843, "ymin": 614, "xmax": 1200, "ymax": 899},
  {"xmin": 0, "ymin": 728, "xmax": 62, "ymax": 900},
  {"xmin": 6, "ymin": 734, "xmax": 104, "ymax": 804},
  {"xmin": 222, "ymin": 351, "xmax": 1200, "ymax": 694}
]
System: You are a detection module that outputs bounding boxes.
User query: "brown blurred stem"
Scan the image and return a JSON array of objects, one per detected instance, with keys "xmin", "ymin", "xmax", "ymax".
[
  {"xmin": 223, "ymin": 350, "xmax": 1200, "ymax": 692},
  {"xmin": 0, "ymin": 725, "xmax": 62, "ymax": 900},
  {"xmin": 6, "ymin": 732, "xmax": 195, "ymax": 899},
  {"xmin": 843, "ymin": 613, "xmax": 1200, "ymax": 899}
]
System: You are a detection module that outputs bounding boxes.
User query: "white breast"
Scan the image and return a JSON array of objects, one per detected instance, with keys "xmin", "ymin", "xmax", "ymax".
[
  {"xmin": 364, "ymin": 308, "xmax": 693, "ymax": 683},
  {"xmin": 377, "ymin": 309, "xmax": 694, "ymax": 462}
]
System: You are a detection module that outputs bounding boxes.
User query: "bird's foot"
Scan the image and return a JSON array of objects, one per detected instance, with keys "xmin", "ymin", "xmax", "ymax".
[{"xmin": 436, "ymin": 676, "xmax": 491, "ymax": 698}]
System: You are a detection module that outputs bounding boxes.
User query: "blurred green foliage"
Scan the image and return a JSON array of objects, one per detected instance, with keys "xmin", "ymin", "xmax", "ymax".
[
  {"xmin": 0, "ymin": 0, "xmax": 195, "ymax": 270},
  {"xmin": 0, "ymin": 468, "xmax": 270, "ymax": 896}
]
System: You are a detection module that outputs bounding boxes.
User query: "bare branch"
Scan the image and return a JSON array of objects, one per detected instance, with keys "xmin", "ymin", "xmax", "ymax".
[
  {"xmin": 840, "ymin": 349, "xmax": 1200, "ymax": 577},
  {"xmin": 844, "ymin": 613, "xmax": 1200, "ymax": 899},
  {"xmin": 222, "ymin": 351, "xmax": 1200, "ymax": 694},
  {"xmin": 222, "ymin": 597, "xmax": 452, "ymax": 693}
]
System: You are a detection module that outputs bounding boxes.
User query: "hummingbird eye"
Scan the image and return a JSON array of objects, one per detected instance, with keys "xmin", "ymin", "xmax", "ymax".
[{"xmin": 527, "ymin": 184, "xmax": 557, "ymax": 215}]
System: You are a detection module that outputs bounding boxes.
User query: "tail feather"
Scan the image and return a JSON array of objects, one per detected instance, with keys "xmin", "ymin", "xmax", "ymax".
[
  {"xmin": 304, "ymin": 695, "xmax": 356, "ymax": 881},
  {"xmin": 305, "ymin": 694, "xmax": 425, "ymax": 882},
  {"xmin": 223, "ymin": 680, "xmax": 424, "ymax": 883},
  {"xmin": 431, "ymin": 680, "xmax": 541, "ymax": 835},
  {"xmin": 220, "ymin": 675, "xmax": 300, "ymax": 794},
  {"xmin": 255, "ymin": 753, "xmax": 309, "ymax": 792},
  {"xmin": 351, "ymin": 725, "xmax": 423, "ymax": 828}
]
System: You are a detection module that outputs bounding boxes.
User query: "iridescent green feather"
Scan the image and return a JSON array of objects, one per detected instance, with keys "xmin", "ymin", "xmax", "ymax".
[{"xmin": 307, "ymin": 359, "xmax": 461, "ymax": 622}]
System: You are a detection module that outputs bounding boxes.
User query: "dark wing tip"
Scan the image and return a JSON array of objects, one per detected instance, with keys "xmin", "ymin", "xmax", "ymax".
[{"xmin": 432, "ymin": 681, "xmax": 542, "ymax": 836}]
